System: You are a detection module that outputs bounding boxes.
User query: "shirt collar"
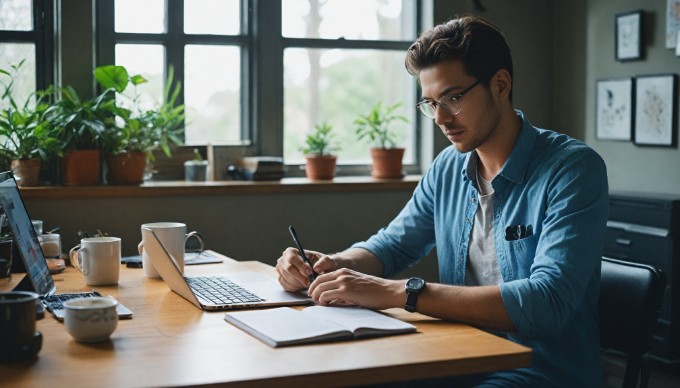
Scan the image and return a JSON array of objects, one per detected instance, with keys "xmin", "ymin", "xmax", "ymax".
[{"xmin": 462, "ymin": 110, "xmax": 536, "ymax": 185}]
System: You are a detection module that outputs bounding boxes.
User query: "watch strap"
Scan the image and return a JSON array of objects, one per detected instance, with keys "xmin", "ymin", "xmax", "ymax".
[
  {"xmin": 404, "ymin": 277, "xmax": 425, "ymax": 313},
  {"xmin": 405, "ymin": 291, "xmax": 418, "ymax": 312}
]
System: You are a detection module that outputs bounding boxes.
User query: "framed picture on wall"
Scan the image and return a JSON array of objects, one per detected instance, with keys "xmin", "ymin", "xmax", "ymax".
[
  {"xmin": 616, "ymin": 10, "xmax": 643, "ymax": 61},
  {"xmin": 634, "ymin": 74, "xmax": 678, "ymax": 147},
  {"xmin": 666, "ymin": 0, "xmax": 680, "ymax": 49},
  {"xmin": 596, "ymin": 78, "xmax": 633, "ymax": 141}
]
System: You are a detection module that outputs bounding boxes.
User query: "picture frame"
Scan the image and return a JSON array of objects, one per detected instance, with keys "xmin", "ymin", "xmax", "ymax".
[
  {"xmin": 596, "ymin": 78, "xmax": 634, "ymax": 141},
  {"xmin": 666, "ymin": 0, "xmax": 680, "ymax": 49},
  {"xmin": 634, "ymin": 74, "xmax": 678, "ymax": 147},
  {"xmin": 616, "ymin": 10, "xmax": 643, "ymax": 61}
]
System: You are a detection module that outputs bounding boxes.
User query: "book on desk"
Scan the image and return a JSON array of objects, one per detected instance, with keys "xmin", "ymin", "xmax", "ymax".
[{"xmin": 224, "ymin": 305, "xmax": 416, "ymax": 347}]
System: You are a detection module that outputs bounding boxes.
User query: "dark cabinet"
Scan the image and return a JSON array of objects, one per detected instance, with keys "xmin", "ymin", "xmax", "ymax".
[{"xmin": 603, "ymin": 192, "xmax": 680, "ymax": 364}]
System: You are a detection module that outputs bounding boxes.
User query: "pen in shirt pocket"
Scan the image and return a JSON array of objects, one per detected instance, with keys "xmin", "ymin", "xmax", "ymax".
[{"xmin": 505, "ymin": 224, "xmax": 533, "ymax": 241}]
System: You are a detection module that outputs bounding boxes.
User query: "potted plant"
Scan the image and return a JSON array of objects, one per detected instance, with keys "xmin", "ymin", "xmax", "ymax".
[
  {"xmin": 184, "ymin": 148, "xmax": 208, "ymax": 181},
  {"xmin": 49, "ymin": 84, "xmax": 113, "ymax": 186},
  {"xmin": 300, "ymin": 122, "xmax": 340, "ymax": 180},
  {"xmin": 97, "ymin": 65, "xmax": 184, "ymax": 185},
  {"xmin": 354, "ymin": 101, "xmax": 409, "ymax": 179},
  {"xmin": 0, "ymin": 62, "xmax": 61, "ymax": 186}
]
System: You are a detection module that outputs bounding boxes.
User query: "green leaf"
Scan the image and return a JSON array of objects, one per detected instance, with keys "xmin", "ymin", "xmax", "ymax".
[
  {"xmin": 94, "ymin": 65, "xmax": 129, "ymax": 93},
  {"xmin": 61, "ymin": 86, "xmax": 80, "ymax": 105},
  {"xmin": 130, "ymin": 74, "xmax": 147, "ymax": 86}
]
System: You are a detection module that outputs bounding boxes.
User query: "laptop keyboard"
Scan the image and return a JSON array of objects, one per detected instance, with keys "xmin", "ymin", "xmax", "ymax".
[
  {"xmin": 43, "ymin": 292, "xmax": 100, "ymax": 310},
  {"xmin": 186, "ymin": 276, "xmax": 265, "ymax": 305}
]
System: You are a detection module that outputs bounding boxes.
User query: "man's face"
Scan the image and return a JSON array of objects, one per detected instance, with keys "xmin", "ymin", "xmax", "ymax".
[{"xmin": 419, "ymin": 60, "xmax": 501, "ymax": 153}]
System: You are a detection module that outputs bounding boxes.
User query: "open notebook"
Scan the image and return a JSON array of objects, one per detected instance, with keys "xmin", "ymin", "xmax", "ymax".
[{"xmin": 224, "ymin": 306, "xmax": 417, "ymax": 347}]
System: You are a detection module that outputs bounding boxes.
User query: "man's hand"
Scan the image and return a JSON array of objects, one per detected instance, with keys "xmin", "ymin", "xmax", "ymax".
[
  {"xmin": 275, "ymin": 247, "xmax": 337, "ymax": 291},
  {"xmin": 307, "ymin": 268, "xmax": 404, "ymax": 310}
]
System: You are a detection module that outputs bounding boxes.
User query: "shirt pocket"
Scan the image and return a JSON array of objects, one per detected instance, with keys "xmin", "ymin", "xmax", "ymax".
[{"xmin": 502, "ymin": 234, "xmax": 539, "ymax": 279}]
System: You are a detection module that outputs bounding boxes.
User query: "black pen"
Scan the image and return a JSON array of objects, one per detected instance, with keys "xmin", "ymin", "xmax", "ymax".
[{"xmin": 288, "ymin": 226, "xmax": 318, "ymax": 281}]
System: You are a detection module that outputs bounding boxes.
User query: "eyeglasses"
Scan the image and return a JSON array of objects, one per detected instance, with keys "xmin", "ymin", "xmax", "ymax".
[{"xmin": 416, "ymin": 81, "xmax": 480, "ymax": 119}]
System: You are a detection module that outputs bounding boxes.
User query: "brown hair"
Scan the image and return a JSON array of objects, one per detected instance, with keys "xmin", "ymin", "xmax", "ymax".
[{"xmin": 405, "ymin": 15, "xmax": 513, "ymax": 98}]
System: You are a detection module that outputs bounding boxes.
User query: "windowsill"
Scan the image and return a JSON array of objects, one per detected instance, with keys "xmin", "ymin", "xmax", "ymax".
[{"xmin": 19, "ymin": 175, "xmax": 422, "ymax": 200}]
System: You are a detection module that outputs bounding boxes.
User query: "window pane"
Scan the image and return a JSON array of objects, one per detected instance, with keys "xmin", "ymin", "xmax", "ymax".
[
  {"xmin": 184, "ymin": 45, "xmax": 241, "ymax": 145},
  {"xmin": 115, "ymin": 44, "xmax": 165, "ymax": 112},
  {"xmin": 115, "ymin": 0, "xmax": 165, "ymax": 33},
  {"xmin": 284, "ymin": 48, "xmax": 415, "ymax": 165},
  {"xmin": 0, "ymin": 0, "xmax": 32, "ymax": 31},
  {"xmin": 0, "ymin": 43, "xmax": 36, "ymax": 109},
  {"xmin": 282, "ymin": 0, "xmax": 415, "ymax": 41},
  {"xmin": 184, "ymin": 0, "xmax": 240, "ymax": 35}
]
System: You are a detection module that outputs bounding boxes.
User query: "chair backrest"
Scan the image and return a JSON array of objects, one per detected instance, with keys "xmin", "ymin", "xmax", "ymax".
[{"xmin": 599, "ymin": 257, "xmax": 666, "ymax": 356}]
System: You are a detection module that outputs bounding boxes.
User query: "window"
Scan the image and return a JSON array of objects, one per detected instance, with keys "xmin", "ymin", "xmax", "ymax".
[
  {"xmin": 0, "ymin": 0, "xmax": 54, "ymax": 106},
  {"xmin": 97, "ymin": 0, "xmax": 420, "ymax": 175},
  {"xmin": 97, "ymin": 0, "xmax": 245, "ymax": 145},
  {"xmin": 282, "ymin": 0, "xmax": 418, "ymax": 167}
]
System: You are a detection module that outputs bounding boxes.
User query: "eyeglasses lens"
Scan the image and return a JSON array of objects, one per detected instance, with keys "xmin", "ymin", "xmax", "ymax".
[
  {"xmin": 418, "ymin": 103, "xmax": 435, "ymax": 119},
  {"xmin": 417, "ymin": 97, "xmax": 461, "ymax": 119}
]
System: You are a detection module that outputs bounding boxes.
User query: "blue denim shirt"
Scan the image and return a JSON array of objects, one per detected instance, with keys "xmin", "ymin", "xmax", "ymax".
[{"xmin": 353, "ymin": 111, "xmax": 608, "ymax": 387}]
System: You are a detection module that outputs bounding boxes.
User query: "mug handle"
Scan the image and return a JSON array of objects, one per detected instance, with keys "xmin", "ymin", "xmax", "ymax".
[
  {"xmin": 69, "ymin": 245, "xmax": 89, "ymax": 275},
  {"xmin": 185, "ymin": 231, "xmax": 204, "ymax": 254}
]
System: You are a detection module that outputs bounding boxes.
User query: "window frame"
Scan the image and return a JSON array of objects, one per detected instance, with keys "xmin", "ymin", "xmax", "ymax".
[
  {"xmin": 0, "ymin": 0, "xmax": 55, "ymax": 92},
  {"xmin": 96, "ymin": 0, "xmax": 253, "ymax": 144},
  {"xmin": 95, "ymin": 0, "xmax": 422, "ymax": 178}
]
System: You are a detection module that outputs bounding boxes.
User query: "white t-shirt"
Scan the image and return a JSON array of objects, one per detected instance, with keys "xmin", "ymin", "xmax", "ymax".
[{"xmin": 465, "ymin": 169, "xmax": 503, "ymax": 286}]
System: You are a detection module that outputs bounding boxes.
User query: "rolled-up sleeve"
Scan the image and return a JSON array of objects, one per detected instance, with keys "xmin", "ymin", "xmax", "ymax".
[{"xmin": 352, "ymin": 159, "xmax": 440, "ymax": 278}]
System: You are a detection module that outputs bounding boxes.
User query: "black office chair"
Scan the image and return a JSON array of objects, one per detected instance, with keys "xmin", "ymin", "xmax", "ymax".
[{"xmin": 599, "ymin": 257, "xmax": 666, "ymax": 388}]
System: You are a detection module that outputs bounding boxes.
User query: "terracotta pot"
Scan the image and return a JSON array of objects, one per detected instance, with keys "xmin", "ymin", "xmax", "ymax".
[
  {"xmin": 370, "ymin": 148, "xmax": 404, "ymax": 179},
  {"xmin": 11, "ymin": 159, "xmax": 41, "ymax": 187},
  {"xmin": 61, "ymin": 149, "xmax": 101, "ymax": 186},
  {"xmin": 305, "ymin": 154, "xmax": 337, "ymax": 180},
  {"xmin": 106, "ymin": 151, "xmax": 147, "ymax": 185}
]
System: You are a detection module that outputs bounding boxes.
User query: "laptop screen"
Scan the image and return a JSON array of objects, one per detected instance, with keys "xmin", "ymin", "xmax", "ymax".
[{"xmin": 0, "ymin": 171, "xmax": 55, "ymax": 296}]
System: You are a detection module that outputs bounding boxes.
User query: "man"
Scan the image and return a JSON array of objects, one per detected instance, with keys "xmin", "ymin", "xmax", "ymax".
[{"xmin": 276, "ymin": 15, "xmax": 608, "ymax": 387}]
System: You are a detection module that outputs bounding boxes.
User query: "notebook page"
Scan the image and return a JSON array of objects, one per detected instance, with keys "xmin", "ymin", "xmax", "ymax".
[
  {"xmin": 302, "ymin": 306, "xmax": 416, "ymax": 333},
  {"xmin": 224, "ymin": 307, "xmax": 349, "ymax": 346}
]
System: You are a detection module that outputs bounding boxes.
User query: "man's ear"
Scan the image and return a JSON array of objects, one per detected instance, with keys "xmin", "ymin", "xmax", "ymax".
[{"xmin": 491, "ymin": 69, "xmax": 512, "ymax": 100}]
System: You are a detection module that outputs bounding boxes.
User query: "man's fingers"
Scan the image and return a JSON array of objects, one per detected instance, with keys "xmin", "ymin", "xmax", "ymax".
[
  {"xmin": 277, "ymin": 273, "xmax": 303, "ymax": 292},
  {"xmin": 313, "ymin": 254, "xmax": 338, "ymax": 274}
]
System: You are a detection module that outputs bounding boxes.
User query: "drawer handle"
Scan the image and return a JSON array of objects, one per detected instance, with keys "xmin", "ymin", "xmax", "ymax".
[{"xmin": 615, "ymin": 238, "xmax": 632, "ymax": 246}]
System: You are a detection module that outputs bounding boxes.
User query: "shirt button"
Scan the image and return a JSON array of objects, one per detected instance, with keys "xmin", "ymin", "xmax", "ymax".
[
  {"xmin": 465, "ymin": 217, "xmax": 470, "ymax": 223},
  {"xmin": 471, "ymin": 197, "xmax": 476, "ymax": 203}
]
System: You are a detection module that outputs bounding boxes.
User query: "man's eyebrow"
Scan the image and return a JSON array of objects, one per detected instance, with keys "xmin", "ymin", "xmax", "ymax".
[{"xmin": 422, "ymin": 85, "xmax": 465, "ymax": 100}]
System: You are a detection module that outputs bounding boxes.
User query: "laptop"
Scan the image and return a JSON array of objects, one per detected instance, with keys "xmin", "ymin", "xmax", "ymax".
[
  {"xmin": 0, "ymin": 171, "xmax": 133, "ymax": 321},
  {"xmin": 142, "ymin": 226, "xmax": 312, "ymax": 310}
]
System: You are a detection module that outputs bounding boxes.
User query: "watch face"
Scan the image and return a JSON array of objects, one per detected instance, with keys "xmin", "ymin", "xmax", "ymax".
[{"xmin": 406, "ymin": 277, "xmax": 425, "ymax": 291}]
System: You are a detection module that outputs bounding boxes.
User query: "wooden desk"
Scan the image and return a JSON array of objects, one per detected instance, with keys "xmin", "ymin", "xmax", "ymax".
[{"xmin": 0, "ymin": 252, "xmax": 531, "ymax": 387}]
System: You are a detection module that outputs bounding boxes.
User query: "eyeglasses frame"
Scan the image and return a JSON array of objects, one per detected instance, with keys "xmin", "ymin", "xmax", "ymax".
[{"xmin": 416, "ymin": 80, "xmax": 481, "ymax": 119}]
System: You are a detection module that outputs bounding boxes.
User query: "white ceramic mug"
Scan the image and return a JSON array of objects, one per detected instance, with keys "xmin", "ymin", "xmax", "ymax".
[
  {"xmin": 63, "ymin": 297, "xmax": 118, "ymax": 343},
  {"xmin": 69, "ymin": 237, "xmax": 121, "ymax": 286},
  {"xmin": 138, "ymin": 222, "xmax": 204, "ymax": 278}
]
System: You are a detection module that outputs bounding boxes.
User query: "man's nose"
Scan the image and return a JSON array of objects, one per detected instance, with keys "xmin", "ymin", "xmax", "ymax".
[{"xmin": 433, "ymin": 105, "xmax": 454, "ymax": 127}]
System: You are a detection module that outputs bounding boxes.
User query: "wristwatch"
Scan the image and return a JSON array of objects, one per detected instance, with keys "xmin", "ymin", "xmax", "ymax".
[{"xmin": 404, "ymin": 277, "xmax": 426, "ymax": 313}]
